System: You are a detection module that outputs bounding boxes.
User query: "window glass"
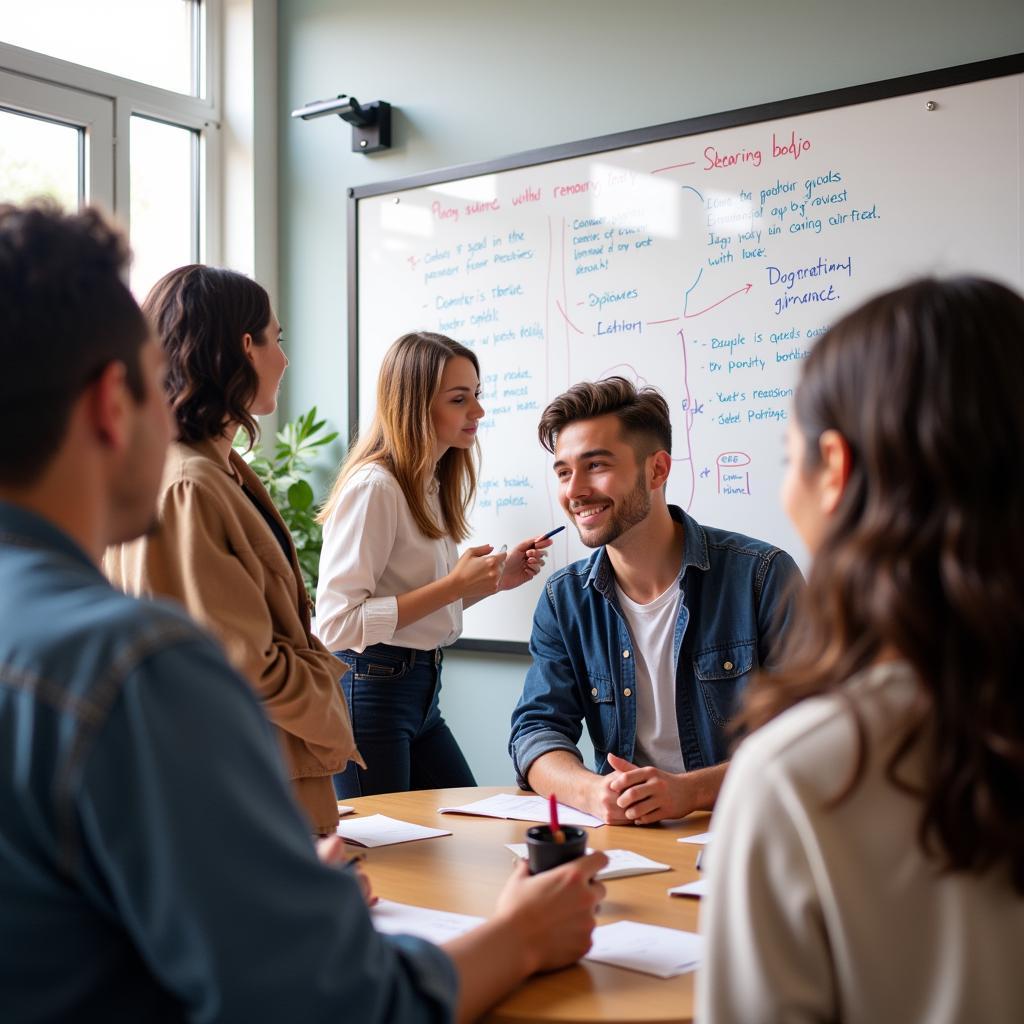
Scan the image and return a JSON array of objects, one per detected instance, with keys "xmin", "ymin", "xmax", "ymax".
[
  {"xmin": 0, "ymin": 107, "xmax": 79, "ymax": 209},
  {"xmin": 130, "ymin": 115, "xmax": 195, "ymax": 299},
  {"xmin": 2, "ymin": 1, "xmax": 199, "ymax": 96}
]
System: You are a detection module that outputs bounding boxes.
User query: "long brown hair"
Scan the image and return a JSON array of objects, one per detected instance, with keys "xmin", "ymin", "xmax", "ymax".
[
  {"xmin": 318, "ymin": 332, "xmax": 479, "ymax": 542},
  {"xmin": 143, "ymin": 265, "xmax": 271, "ymax": 450},
  {"xmin": 742, "ymin": 276, "xmax": 1024, "ymax": 893}
]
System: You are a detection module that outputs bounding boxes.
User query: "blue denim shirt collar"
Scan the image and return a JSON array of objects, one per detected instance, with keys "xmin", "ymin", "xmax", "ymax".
[
  {"xmin": 584, "ymin": 505, "xmax": 711, "ymax": 598},
  {"xmin": 0, "ymin": 500, "xmax": 99, "ymax": 575}
]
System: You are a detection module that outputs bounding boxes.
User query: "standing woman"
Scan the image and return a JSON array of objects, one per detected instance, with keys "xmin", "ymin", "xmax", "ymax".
[
  {"xmin": 106, "ymin": 265, "xmax": 360, "ymax": 836},
  {"xmin": 699, "ymin": 277, "xmax": 1024, "ymax": 1022},
  {"xmin": 316, "ymin": 331, "xmax": 550, "ymax": 797}
]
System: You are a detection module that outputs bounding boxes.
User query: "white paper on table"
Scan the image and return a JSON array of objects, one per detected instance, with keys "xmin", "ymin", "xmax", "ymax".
[
  {"xmin": 371, "ymin": 899, "xmax": 484, "ymax": 944},
  {"xmin": 336, "ymin": 804, "xmax": 356, "ymax": 817},
  {"xmin": 584, "ymin": 920, "xmax": 704, "ymax": 978},
  {"xmin": 437, "ymin": 793, "xmax": 603, "ymax": 828},
  {"xmin": 334, "ymin": 814, "xmax": 452, "ymax": 848},
  {"xmin": 668, "ymin": 879, "xmax": 707, "ymax": 898},
  {"xmin": 504, "ymin": 844, "xmax": 671, "ymax": 880},
  {"xmin": 677, "ymin": 831, "xmax": 713, "ymax": 845}
]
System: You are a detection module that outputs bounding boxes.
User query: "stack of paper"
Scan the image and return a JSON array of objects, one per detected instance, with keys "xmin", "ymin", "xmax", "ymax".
[
  {"xmin": 584, "ymin": 920, "xmax": 704, "ymax": 978},
  {"xmin": 371, "ymin": 899, "xmax": 484, "ymax": 943},
  {"xmin": 438, "ymin": 793, "xmax": 603, "ymax": 828},
  {"xmin": 334, "ymin": 814, "xmax": 452, "ymax": 848},
  {"xmin": 504, "ymin": 844, "xmax": 671, "ymax": 880},
  {"xmin": 677, "ymin": 831, "xmax": 713, "ymax": 845},
  {"xmin": 668, "ymin": 879, "xmax": 708, "ymax": 899}
]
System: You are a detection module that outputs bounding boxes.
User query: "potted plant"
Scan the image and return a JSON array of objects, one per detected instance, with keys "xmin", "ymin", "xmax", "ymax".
[{"xmin": 235, "ymin": 406, "xmax": 339, "ymax": 600}]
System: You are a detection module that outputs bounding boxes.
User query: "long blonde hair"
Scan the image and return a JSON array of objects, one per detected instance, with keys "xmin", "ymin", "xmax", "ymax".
[{"xmin": 318, "ymin": 331, "xmax": 480, "ymax": 542}]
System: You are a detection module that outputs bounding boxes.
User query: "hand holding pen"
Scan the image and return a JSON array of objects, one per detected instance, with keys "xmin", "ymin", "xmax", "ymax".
[{"xmin": 495, "ymin": 525, "xmax": 565, "ymax": 591}]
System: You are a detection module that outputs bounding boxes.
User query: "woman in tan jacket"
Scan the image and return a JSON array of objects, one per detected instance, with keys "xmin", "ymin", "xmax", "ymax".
[{"xmin": 106, "ymin": 265, "xmax": 360, "ymax": 834}]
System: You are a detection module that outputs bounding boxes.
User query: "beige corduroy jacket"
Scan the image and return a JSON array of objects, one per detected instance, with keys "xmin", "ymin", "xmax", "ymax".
[{"xmin": 105, "ymin": 438, "xmax": 362, "ymax": 834}]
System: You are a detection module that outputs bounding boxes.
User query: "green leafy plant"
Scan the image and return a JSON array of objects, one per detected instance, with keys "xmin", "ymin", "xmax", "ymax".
[{"xmin": 236, "ymin": 407, "xmax": 339, "ymax": 600}]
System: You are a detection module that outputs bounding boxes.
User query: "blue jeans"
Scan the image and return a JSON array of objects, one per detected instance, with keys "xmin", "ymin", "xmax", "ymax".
[{"xmin": 332, "ymin": 644, "xmax": 476, "ymax": 798}]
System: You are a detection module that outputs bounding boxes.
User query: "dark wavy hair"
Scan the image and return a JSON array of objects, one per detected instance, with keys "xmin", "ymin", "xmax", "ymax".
[
  {"xmin": 537, "ymin": 376, "xmax": 672, "ymax": 457},
  {"xmin": 741, "ymin": 276, "xmax": 1024, "ymax": 893},
  {"xmin": 0, "ymin": 202, "xmax": 147, "ymax": 485},
  {"xmin": 143, "ymin": 265, "xmax": 271, "ymax": 448}
]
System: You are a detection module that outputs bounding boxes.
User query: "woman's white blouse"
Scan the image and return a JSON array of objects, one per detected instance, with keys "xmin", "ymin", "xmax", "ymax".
[{"xmin": 315, "ymin": 462, "xmax": 461, "ymax": 653}]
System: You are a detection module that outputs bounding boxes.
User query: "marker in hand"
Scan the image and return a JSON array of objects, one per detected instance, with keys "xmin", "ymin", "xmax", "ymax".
[
  {"xmin": 541, "ymin": 525, "xmax": 566, "ymax": 541},
  {"xmin": 549, "ymin": 792, "xmax": 565, "ymax": 844}
]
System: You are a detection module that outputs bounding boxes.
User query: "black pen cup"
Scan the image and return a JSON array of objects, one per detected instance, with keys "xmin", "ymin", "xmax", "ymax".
[{"xmin": 525, "ymin": 824, "xmax": 587, "ymax": 874}]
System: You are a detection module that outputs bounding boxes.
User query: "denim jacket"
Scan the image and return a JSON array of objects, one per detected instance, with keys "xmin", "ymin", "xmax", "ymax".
[
  {"xmin": 509, "ymin": 506, "xmax": 801, "ymax": 787},
  {"xmin": 0, "ymin": 502, "xmax": 455, "ymax": 1023}
]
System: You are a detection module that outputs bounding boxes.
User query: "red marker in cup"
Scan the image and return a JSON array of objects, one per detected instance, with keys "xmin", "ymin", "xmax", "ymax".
[{"xmin": 549, "ymin": 793, "xmax": 565, "ymax": 844}]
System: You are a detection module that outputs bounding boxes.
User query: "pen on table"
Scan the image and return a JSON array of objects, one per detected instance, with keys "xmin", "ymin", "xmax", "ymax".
[{"xmin": 549, "ymin": 793, "xmax": 565, "ymax": 844}]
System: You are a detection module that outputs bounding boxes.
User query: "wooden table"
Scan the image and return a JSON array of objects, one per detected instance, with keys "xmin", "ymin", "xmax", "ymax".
[{"xmin": 346, "ymin": 786, "xmax": 708, "ymax": 1024}]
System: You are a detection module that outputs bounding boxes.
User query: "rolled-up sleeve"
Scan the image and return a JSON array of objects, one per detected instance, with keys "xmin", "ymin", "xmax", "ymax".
[
  {"xmin": 509, "ymin": 587, "xmax": 587, "ymax": 789},
  {"xmin": 77, "ymin": 637, "xmax": 458, "ymax": 1023},
  {"xmin": 316, "ymin": 477, "xmax": 401, "ymax": 652}
]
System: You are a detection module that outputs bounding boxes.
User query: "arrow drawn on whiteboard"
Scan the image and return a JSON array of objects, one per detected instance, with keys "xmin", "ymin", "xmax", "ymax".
[
  {"xmin": 555, "ymin": 299, "xmax": 584, "ymax": 335},
  {"xmin": 651, "ymin": 161, "xmax": 698, "ymax": 175},
  {"xmin": 684, "ymin": 276, "xmax": 754, "ymax": 319}
]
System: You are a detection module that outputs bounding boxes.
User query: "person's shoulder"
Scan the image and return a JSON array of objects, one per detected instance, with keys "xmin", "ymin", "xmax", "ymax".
[
  {"xmin": 83, "ymin": 582, "xmax": 213, "ymax": 658},
  {"xmin": 345, "ymin": 461, "xmax": 402, "ymax": 494},
  {"xmin": 730, "ymin": 663, "xmax": 916, "ymax": 795},
  {"xmin": 545, "ymin": 548, "xmax": 600, "ymax": 590},
  {"xmin": 161, "ymin": 441, "xmax": 235, "ymax": 498},
  {"xmin": 700, "ymin": 521, "xmax": 787, "ymax": 561}
]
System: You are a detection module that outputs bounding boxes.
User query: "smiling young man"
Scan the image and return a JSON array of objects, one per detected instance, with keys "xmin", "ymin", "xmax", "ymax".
[{"xmin": 509, "ymin": 377, "xmax": 802, "ymax": 824}]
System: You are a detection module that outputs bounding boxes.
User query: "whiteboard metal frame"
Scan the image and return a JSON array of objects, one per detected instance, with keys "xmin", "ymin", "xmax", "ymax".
[{"xmin": 348, "ymin": 52, "xmax": 1024, "ymax": 655}]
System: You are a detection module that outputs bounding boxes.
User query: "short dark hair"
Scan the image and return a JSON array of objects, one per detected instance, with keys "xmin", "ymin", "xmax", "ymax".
[
  {"xmin": 143, "ymin": 265, "xmax": 271, "ymax": 448},
  {"xmin": 537, "ymin": 376, "xmax": 672, "ymax": 456},
  {"xmin": 0, "ymin": 202, "xmax": 148, "ymax": 486}
]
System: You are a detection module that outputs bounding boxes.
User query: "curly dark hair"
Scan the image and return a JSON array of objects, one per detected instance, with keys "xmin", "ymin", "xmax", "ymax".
[
  {"xmin": 537, "ymin": 376, "xmax": 672, "ymax": 457},
  {"xmin": 0, "ymin": 202, "xmax": 148, "ymax": 485},
  {"xmin": 741, "ymin": 276, "xmax": 1024, "ymax": 894},
  {"xmin": 143, "ymin": 265, "xmax": 271, "ymax": 448}
]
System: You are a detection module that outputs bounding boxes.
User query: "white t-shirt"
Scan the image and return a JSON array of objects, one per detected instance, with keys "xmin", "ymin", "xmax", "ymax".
[
  {"xmin": 614, "ymin": 578, "xmax": 686, "ymax": 774},
  {"xmin": 315, "ymin": 463, "xmax": 461, "ymax": 652},
  {"xmin": 699, "ymin": 660, "xmax": 1024, "ymax": 1023}
]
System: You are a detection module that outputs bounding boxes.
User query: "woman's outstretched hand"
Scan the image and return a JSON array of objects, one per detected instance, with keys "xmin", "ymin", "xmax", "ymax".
[{"xmin": 497, "ymin": 534, "xmax": 554, "ymax": 591}]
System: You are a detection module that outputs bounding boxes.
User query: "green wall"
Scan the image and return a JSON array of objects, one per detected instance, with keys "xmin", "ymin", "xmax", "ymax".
[{"xmin": 278, "ymin": 0, "xmax": 1024, "ymax": 784}]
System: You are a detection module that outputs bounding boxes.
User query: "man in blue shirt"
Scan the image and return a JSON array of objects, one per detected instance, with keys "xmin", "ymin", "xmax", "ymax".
[
  {"xmin": 0, "ymin": 202, "xmax": 605, "ymax": 1023},
  {"xmin": 510, "ymin": 378, "xmax": 801, "ymax": 825}
]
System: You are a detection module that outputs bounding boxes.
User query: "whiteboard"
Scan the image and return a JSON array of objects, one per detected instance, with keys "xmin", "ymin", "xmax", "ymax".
[{"xmin": 351, "ymin": 56, "xmax": 1024, "ymax": 652}]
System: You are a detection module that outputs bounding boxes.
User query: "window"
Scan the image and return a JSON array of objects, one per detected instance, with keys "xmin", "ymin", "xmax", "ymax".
[
  {"xmin": 2, "ymin": 1, "xmax": 202, "ymax": 96},
  {"xmin": 0, "ymin": 1, "xmax": 219, "ymax": 297},
  {"xmin": 0, "ymin": 106, "xmax": 82, "ymax": 210}
]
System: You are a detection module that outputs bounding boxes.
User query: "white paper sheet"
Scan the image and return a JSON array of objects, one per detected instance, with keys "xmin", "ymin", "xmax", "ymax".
[
  {"xmin": 438, "ymin": 793, "xmax": 603, "ymax": 828},
  {"xmin": 334, "ymin": 814, "xmax": 452, "ymax": 848},
  {"xmin": 370, "ymin": 899, "xmax": 484, "ymax": 943},
  {"xmin": 504, "ymin": 844, "xmax": 671, "ymax": 880},
  {"xmin": 677, "ymin": 831, "xmax": 713, "ymax": 845},
  {"xmin": 668, "ymin": 879, "xmax": 707, "ymax": 898},
  {"xmin": 584, "ymin": 920, "xmax": 704, "ymax": 978}
]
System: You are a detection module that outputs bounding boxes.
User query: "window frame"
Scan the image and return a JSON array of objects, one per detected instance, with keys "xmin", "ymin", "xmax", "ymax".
[{"xmin": 0, "ymin": 0, "xmax": 223, "ymax": 264}]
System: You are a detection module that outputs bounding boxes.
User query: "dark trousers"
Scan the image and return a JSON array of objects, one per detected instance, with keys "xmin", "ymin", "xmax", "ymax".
[{"xmin": 332, "ymin": 643, "xmax": 476, "ymax": 798}]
